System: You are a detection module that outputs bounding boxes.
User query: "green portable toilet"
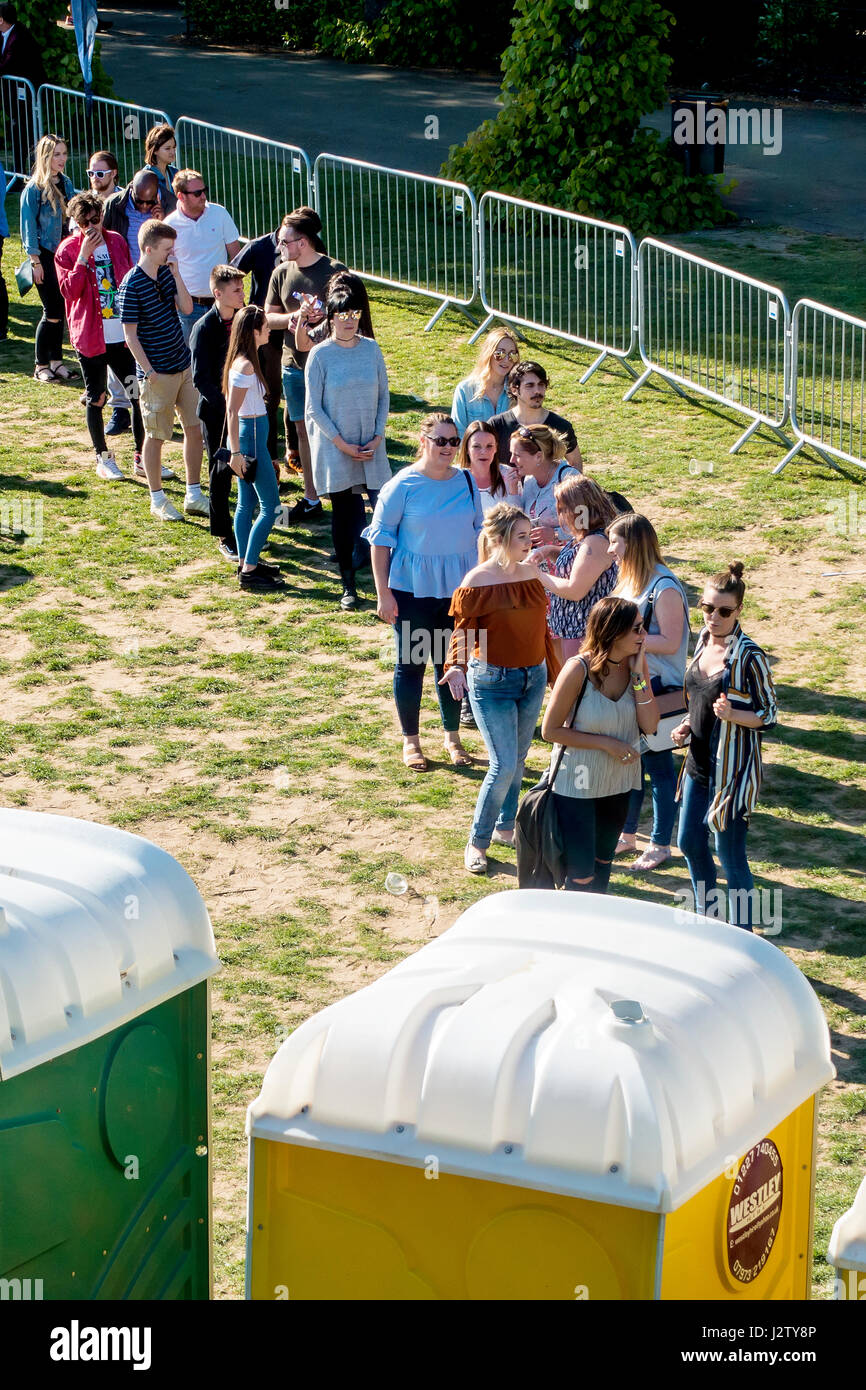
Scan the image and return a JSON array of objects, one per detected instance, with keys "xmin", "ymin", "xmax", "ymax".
[{"xmin": 0, "ymin": 810, "xmax": 219, "ymax": 1301}]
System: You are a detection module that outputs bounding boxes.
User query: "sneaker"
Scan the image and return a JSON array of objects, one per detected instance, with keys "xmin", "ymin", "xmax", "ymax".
[
  {"xmin": 95, "ymin": 451, "xmax": 123, "ymax": 481},
  {"xmin": 491, "ymin": 827, "xmax": 515, "ymax": 847},
  {"xmin": 134, "ymin": 458, "xmax": 177, "ymax": 481},
  {"xmin": 217, "ymin": 540, "xmax": 239, "ymax": 563},
  {"xmin": 184, "ymin": 493, "xmax": 210, "ymax": 517},
  {"xmin": 236, "ymin": 560, "xmax": 282, "ymax": 578},
  {"xmin": 150, "ymin": 498, "xmax": 183, "ymax": 522},
  {"xmin": 464, "ymin": 843, "xmax": 488, "ymax": 876},
  {"xmin": 340, "ymin": 587, "xmax": 358, "ymax": 611},
  {"xmin": 460, "ymin": 696, "xmax": 477, "ymax": 729},
  {"xmin": 105, "ymin": 408, "xmax": 131, "ymax": 437},
  {"xmin": 287, "ymin": 497, "xmax": 324, "ymax": 523},
  {"xmin": 239, "ymin": 567, "xmax": 284, "ymax": 592}
]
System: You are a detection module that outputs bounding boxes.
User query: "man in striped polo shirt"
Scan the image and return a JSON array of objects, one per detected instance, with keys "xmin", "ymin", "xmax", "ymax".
[{"xmin": 118, "ymin": 219, "xmax": 207, "ymax": 522}]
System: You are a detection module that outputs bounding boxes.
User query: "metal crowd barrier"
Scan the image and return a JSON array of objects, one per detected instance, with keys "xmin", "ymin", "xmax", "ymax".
[
  {"xmin": 627, "ymin": 238, "xmax": 794, "ymax": 456},
  {"xmin": 312, "ymin": 153, "xmax": 477, "ymax": 331},
  {"xmin": 174, "ymin": 118, "xmax": 312, "ymax": 242},
  {"xmin": 1, "ymin": 75, "xmax": 39, "ymax": 186},
  {"xmin": 778, "ymin": 299, "xmax": 864, "ymax": 475},
  {"xmin": 474, "ymin": 191, "xmax": 638, "ymax": 382},
  {"xmin": 36, "ymin": 85, "xmax": 170, "ymax": 192}
]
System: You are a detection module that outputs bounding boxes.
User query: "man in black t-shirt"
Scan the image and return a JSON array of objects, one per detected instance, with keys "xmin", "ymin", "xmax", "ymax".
[{"xmin": 488, "ymin": 360, "xmax": 583, "ymax": 470}]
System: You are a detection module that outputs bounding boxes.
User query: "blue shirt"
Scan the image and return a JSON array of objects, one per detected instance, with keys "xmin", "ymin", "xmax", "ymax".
[
  {"xmin": 363, "ymin": 465, "xmax": 484, "ymax": 598},
  {"xmin": 118, "ymin": 263, "xmax": 190, "ymax": 376},
  {"xmin": 451, "ymin": 378, "xmax": 511, "ymax": 438},
  {"xmin": 124, "ymin": 194, "xmax": 150, "ymax": 263}
]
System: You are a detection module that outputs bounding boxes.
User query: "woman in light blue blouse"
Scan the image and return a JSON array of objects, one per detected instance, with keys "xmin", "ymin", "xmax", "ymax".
[
  {"xmin": 451, "ymin": 324, "xmax": 518, "ymax": 438},
  {"xmin": 366, "ymin": 413, "xmax": 484, "ymax": 772}
]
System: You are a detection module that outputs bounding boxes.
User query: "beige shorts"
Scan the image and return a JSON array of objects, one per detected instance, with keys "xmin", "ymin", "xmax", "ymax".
[{"xmin": 140, "ymin": 368, "xmax": 202, "ymax": 443}]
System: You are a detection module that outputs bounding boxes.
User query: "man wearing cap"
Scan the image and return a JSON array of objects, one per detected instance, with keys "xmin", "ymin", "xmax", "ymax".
[{"xmin": 165, "ymin": 170, "xmax": 241, "ymax": 346}]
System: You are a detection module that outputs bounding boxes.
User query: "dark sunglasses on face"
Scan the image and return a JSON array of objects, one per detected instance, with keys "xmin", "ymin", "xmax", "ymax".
[
  {"xmin": 133, "ymin": 196, "xmax": 158, "ymax": 209},
  {"xmin": 700, "ymin": 602, "xmax": 737, "ymax": 617},
  {"xmin": 184, "ymin": 186, "xmax": 208, "ymax": 198},
  {"xmin": 78, "ymin": 214, "xmax": 102, "ymax": 228},
  {"xmin": 425, "ymin": 435, "xmax": 459, "ymax": 447}
]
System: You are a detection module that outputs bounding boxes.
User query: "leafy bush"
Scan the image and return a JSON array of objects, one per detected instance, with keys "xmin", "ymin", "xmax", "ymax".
[
  {"xmin": 443, "ymin": 0, "xmax": 733, "ymax": 237},
  {"xmin": 7, "ymin": 0, "xmax": 111, "ymax": 94}
]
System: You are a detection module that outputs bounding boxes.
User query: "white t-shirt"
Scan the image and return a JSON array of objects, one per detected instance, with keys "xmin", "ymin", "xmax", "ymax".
[
  {"xmin": 164, "ymin": 202, "xmax": 239, "ymax": 296},
  {"xmin": 228, "ymin": 364, "xmax": 267, "ymax": 417},
  {"xmin": 93, "ymin": 244, "xmax": 125, "ymax": 344}
]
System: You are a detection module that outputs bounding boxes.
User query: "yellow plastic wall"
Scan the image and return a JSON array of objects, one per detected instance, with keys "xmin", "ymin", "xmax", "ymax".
[
  {"xmin": 249, "ymin": 1141, "xmax": 660, "ymax": 1301},
  {"xmin": 661, "ymin": 1098, "xmax": 816, "ymax": 1301}
]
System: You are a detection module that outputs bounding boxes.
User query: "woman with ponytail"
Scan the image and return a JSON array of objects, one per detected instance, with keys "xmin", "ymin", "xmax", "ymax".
[
  {"xmin": 670, "ymin": 562, "xmax": 777, "ymax": 931},
  {"xmin": 441, "ymin": 502, "xmax": 560, "ymax": 875}
]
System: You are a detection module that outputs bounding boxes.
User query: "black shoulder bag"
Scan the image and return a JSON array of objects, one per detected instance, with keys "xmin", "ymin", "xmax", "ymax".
[{"xmin": 515, "ymin": 657, "xmax": 588, "ymax": 890}]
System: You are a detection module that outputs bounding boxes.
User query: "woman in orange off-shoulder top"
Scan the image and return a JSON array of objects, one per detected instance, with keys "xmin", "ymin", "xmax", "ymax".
[{"xmin": 441, "ymin": 502, "xmax": 561, "ymax": 876}]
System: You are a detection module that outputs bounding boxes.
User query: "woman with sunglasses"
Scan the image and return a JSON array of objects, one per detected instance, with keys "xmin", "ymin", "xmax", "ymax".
[
  {"xmin": 143, "ymin": 124, "xmax": 179, "ymax": 214},
  {"xmin": 304, "ymin": 274, "xmax": 390, "ymax": 610},
  {"xmin": 507, "ymin": 423, "xmax": 577, "ymax": 558},
  {"xmin": 541, "ymin": 596, "xmax": 658, "ymax": 893},
  {"xmin": 366, "ymin": 413, "xmax": 483, "ymax": 771},
  {"xmin": 608, "ymin": 512, "xmax": 690, "ymax": 871},
  {"xmin": 450, "ymin": 324, "xmax": 518, "ymax": 437},
  {"xmin": 20, "ymin": 132, "xmax": 76, "ymax": 383},
  {"xmin": 671, "ymin": 563, "xmax": 777, "ymax": 931}
]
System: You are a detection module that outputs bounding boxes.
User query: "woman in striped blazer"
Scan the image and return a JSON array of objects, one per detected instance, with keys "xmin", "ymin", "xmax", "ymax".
[{"xmin": 670, "ymin": 562, "xmax": 777, "ymax": 931}]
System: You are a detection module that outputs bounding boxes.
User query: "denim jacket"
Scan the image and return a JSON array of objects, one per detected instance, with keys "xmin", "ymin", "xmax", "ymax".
[{"xmin": 20, "ymin": 174, "xmax": 75, "ymax": 254}]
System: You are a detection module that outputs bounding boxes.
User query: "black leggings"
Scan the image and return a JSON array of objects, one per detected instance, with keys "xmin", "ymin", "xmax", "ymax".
[
  {"xmin": 392, "ymin": 588, "xmax": 461, "ymax": 736},
  {"xmin": 553, "ymin": 791, "xmax": 631, "ymax": 893},
  {"xmin": 328, "ymin": 485, "xmax": 379, "ymax": 577},
  {"xmin": 78, "ymin": 341, "xmax": 144, "ymax": 454},
  {"xmin": 0, "ymin": 237, "xmax": 8, "ymax": 339},
  {"xmin": 34, "ymin": 247, "xmax": 65, "ymax": 366}
]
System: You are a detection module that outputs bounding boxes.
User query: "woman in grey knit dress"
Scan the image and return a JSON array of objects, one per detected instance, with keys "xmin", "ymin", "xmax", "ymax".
[{"xmin": 304, "ymin": 275, "xmax": 391, "ymax": 609}]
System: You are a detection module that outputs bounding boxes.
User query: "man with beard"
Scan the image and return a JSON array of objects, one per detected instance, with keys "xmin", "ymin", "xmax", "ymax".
[{"xmin": 488, "ymin": 360, "xmax": 583, "ymax": 470}]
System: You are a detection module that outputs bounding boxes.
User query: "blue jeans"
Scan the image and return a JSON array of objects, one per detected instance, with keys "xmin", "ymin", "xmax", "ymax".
[
  {"xmin": 179, "ymin": 301, "xmax": 212, "ymax": 347},
  {"xmin": 468, "ymin": 658, "xmax": 547, "ymax": 849},
  {"xmin": 234, "ymin": 415, "xmax": 279, "ymax": 566},
  {"xmin": 677, "ymin": 771, "xmax": 754, "ymax": 930},
  {"xmin": 281, "ymin": 363, "xmax": 306, "ymax": 422},
  {"xmin": 623, "ymin": 748, "xmax": 679, "ymax": 844}
]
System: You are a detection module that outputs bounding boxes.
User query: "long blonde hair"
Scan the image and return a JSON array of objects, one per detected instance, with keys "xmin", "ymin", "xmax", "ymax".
[
  {"xmin": 609, "ymin": 513, "xmax": 662, "ymax": 596},
  {"xmin": 478, "ymin": 502, "xmax": 529, "ymax": 566},
  {"xmin": 466, "ymin": 325, "xmax": 518, "ymax": 402},
  {"xmin": 31, "ymin": 134, "xmax": 68, "ymax": 214}
]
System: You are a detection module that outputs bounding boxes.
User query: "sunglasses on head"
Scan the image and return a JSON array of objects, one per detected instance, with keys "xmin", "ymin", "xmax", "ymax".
[
  {"xmin": 515, "ymin": 425, "xmax": 542, "ymax": 451},
  {"xmin": 425, "ymin": 434, "xmax": 459, "ymax": 447},
  {"xmin": 493, "ymin": 349, "xmax": 519, "ymax": 362},
  {"xmin": 700, "ymin": 602, "xmax": 737, "ymax": 617}
]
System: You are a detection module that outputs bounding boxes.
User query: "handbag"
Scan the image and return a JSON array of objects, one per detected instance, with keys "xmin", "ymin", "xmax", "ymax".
[
  {"xmin": 15, "ymin": 260, "xmax": 34, "ymax": 296},
  {"xmin": 515, "ymin": 658, "xmax": 588, "ymax": 889},
  {"xmin": 639, "ymin": 579, "xmax": 689, "ymax": 753}
]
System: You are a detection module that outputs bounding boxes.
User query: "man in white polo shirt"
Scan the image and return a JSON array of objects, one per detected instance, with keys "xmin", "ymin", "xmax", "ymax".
[{"xmin": 165, "ymin": 169, "xmax": 241, "ymax": 345}]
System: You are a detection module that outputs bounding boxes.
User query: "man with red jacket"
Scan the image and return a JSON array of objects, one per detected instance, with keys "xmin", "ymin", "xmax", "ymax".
[{"xmin": 55, "ymin": 191, "xmax": 144, "ymax": 480}]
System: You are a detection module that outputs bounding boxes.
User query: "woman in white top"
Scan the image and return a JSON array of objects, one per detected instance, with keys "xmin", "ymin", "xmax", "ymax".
[
  {"xmin": 451, "ymin": 324, "xmax": 518, "ymax": 437},
  {"xmin": 224, "ymin": 305, "xmax": 284, "ymax": 593},
  {"xmin": 455, "ymin": 419, "xmax": 520, "ymax": 516}
]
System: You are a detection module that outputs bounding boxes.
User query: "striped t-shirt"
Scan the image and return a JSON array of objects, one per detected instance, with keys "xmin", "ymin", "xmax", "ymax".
[{"xmin": 118, "ymin": 263, "xmax": 190, "ymax": 377}]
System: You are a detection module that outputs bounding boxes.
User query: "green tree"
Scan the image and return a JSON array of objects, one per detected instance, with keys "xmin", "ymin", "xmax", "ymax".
[{"xmin": 443, "ymin": 0, "xmax": 731, "ymax": 234}]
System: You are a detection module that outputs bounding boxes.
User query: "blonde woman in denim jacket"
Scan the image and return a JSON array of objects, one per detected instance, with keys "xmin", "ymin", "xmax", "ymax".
[{"xmin": 20, "ymin": 133, "xmax": 76, "ymax": 383}]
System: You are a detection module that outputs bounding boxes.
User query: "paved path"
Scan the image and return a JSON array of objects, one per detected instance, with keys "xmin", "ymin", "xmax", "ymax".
[{"xmin": 99, "ymin": 8, "xmax": 866, "ymax": 237}]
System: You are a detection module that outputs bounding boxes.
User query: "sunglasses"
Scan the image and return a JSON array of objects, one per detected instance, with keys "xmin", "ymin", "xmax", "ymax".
[
  {"xmin": 88, "ymin": 168, "xmax": 113, "ymax": 179},
  {"xmin": 493, "ymin": 349, "xmax": 519, "ymax": 362},
  {"xmin": 333, "ymin": 309, "xmax": 362, "ymax": 321},
  {"xmin": 184, "ymin": 186, "xmax": 208, "ymax": 198},
  {"xmin": 77, "ymin": 214, "xmax": 102, "ymax": 228},
  {"xmin": 133, "ymin": 196, "xmax": 158, "ymax": 209},
  {"xmin": 700, "ymin": 602, "xmax": 737, "ymax": 618},
  {"xmin": 425, "ymin": 435, "xmax": 459, "ymax": 447},
  {"xmin": 515, "ymin": 426, "xmax": 542, "ymax": 451}
]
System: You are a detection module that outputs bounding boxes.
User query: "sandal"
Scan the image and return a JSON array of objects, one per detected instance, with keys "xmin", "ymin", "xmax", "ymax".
[
  {"xmin": 631, "ymin": 845, "xmax": 671, "ymax": 872},
  {"xmin": 50, "ymin": 363, "xmax": 78, "ymax": 381},
  {"xmin": 615, "ymin": 833, "xmax": 637, "ymax": 856},
  {"xmin": 34, "ymin": 366, "xmax": 59, "ymax": 384},
  {"xmin": 444, "ymin": 742, "xmax": 472, "ymax": 767},
  {"xmin": 402, "ymin": 742, "xmax": 427, "ymax": 773}
]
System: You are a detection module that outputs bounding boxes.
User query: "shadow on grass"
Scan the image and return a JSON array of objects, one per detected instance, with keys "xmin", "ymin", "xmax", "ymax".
[{"xmin": 0, "ymin": 473, "xmax": 83, "ymax": 499}]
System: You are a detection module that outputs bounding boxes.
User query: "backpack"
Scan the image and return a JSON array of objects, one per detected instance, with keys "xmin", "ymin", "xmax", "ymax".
[{"xmin": 515, "ymin": 658, "xmax": 588, "ymax": 889}]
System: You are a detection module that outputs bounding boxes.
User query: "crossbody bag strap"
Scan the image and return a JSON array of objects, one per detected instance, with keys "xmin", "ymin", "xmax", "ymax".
[{"xmin": 550, "ymin": 656, "xmax": 589, "ymax": 783}]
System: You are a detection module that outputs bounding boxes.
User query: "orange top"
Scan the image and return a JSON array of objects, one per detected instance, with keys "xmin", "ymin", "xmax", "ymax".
[{"xmin": 446, "ymin": 579, "xmax": 562, "ymax": 683}]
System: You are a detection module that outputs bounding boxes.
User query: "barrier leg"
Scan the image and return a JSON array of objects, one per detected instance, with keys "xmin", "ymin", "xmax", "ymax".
[
  {"xmin": 772, "ymin": 440, "xmax": 844, "ymax": 476},
  {"xmin": 468, "ymin": 312, "xmax": 494, "ymax": 345},
  {"xmin": 623, "ymin": 367, "xmax": 653, "ymax": 402},
  {"xmin": 424, "ymin": 300, "xmax": 451, "ymax": 333},
  {"xmin": 730, "ymin": 418, "xmax": 762, "ymax": 454},
  {"xmin": 581, "ymin": 351, "xmax": 640, "ymax": 386}
]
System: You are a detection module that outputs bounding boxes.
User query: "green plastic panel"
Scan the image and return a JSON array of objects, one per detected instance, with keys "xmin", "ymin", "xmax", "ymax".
[{"xmin": 0, "ymin": 983, "xmax": 210, "ymax": 1301}]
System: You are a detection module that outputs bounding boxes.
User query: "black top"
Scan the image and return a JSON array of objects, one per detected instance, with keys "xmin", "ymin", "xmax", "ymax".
[
  {"xmin": 189, "ymin": 301, "xmax": 233, "ymax": 413},
  {"xmin": 684, "ymin": 662, "xmax": 725, "ymax": 785},
  {"xmin": 232, "ymin": 232, "xmax": 279, "ymax": 307},
  {"xmin": 487, "ymin": 407, "xmax": 578, "ymax": 465}
]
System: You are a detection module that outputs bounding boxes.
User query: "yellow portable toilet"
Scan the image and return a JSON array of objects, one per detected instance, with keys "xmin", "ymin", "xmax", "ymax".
[{"xmin": 246, "ymin": 891, "xmax": 833, "ymax": 1301}]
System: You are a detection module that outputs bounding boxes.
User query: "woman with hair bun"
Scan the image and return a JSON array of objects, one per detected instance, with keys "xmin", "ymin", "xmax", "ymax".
[
  {"xmin": 450, "ymin": 324, "xmax": 518, "ymax": 437},
  {"xmin": 671, "ymin": 562, "xmax": 777, "ymax": 931},
  {"xmin": 441, "ymin": 502, "xmax": 561, "ymax": 875}
]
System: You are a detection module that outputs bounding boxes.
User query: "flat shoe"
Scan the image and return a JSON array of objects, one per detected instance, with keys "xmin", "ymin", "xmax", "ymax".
[
  {"xmin": 464, "ymin": 843, "xmax": 487, "ymax": 875},
  {"xmin": 615, "ymin": 834, "xmax": 637, "ymax": 856},
  {"xmin": 402, "ymin": 746, "xmax": 427, "ymax": 772},
  {"xmin": 445, "ymin": 745, "xmax": 472, "ymax": 766},
  {"xmin": 631, "ymin": 845, "xmax": 671, "ymax": 871}
]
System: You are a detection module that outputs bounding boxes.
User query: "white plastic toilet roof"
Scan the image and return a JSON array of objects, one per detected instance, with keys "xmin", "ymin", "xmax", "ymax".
[
  {"xmin": 0, "ymin": 810, "xmax": 220, "ymax": 1079},
  {"xmin": 248, "ymin": 890, "xmax": 834, "ymax": 1212}
]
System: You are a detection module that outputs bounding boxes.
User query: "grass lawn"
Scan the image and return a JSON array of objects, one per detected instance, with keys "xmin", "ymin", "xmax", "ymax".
[{"xmin": 1, "ymin": 198, "xmax": 864, "ymax": 1299}]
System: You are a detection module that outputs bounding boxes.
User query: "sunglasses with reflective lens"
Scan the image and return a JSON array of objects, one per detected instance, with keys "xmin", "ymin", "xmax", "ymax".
[
  {"xmin": 425, "ymin": 435, "xmax": 459, "ymax": 447},
  {"xmin": 493, "ymin": 349, "xmax": 519, "ymax": 362},
  {"xmin": 700, "ymin": 602, "xmax": 737, "ymax": 617},
  {"xmin": 334, "ymin": 310, "xmax": 362, "ymax": 321}
]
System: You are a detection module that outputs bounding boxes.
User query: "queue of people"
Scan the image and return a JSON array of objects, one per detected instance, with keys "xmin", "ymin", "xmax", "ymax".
[{"xmin": 6, "ymin": 132, "xmax": 779, "ymax": 927}]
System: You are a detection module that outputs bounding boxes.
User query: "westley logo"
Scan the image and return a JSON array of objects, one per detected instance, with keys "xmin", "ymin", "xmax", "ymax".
[{"xmin": 49, "ymin": 1321, "xmax": 152, "ymax": 1371}]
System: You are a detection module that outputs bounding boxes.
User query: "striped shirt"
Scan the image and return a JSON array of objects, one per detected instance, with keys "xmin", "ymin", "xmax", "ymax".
[
  {"xmin": 118, "ymin": 264, "xmax": 190, "ymax": 377},
  {"xmin": 677, "ymin": 622, "xmax": 777, "ymax": 832}
]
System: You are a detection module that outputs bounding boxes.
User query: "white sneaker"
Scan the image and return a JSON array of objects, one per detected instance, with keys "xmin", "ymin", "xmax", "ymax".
[
  {"xmin": 183, "ymin": 493, "xmax": 209, "ymax": 517},
  {"xmin": 491, "ymin": 827, "xmax": 515, "ymax": 846},
  {"xmin": 464, "ymin": 843, "xmax": 487, "ymax": 875},
  {"xmin": 134, "ymin": 459, "xmax": 177, "ymax": 481},
  {"xmin": 95, "ymin": 452, "xmax": 123, "ymax": 481},
  {"xmin": 150, "ymin": 498, "xmax": 183, "ymax": 522}
]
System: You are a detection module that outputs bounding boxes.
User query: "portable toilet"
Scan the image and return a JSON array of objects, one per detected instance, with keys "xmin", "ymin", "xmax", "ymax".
[
  {"xmin": 0, "ymin": 810, "xmax": 219, "ymax": 1300},
  {"xmin": 828, "ymin": 1174, "xmax": 866, "ymax": 1301},
  {"xmin": 247, "ymin": 890, "xmax": 833, "ymax": 1301}
]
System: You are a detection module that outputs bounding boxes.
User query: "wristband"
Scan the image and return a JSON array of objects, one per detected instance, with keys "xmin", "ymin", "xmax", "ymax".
[{"xmin": 632, "ymin": 676, "xmax": 647, "ymax": 692}]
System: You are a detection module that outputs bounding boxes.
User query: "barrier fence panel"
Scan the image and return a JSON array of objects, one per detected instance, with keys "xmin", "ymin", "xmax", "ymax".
[
  {"xmin": 627, "ymin": 237, "xmax": 793, "ymax": 457},
  {"xmin": 36, "ymin": 86, "xmax": 171, "ymax": 192},
  {"xmin": 475, "ymin": 191, "xmax": 638, "ymax": 382},
  {"xmin": 313, "ymin": 153, "xmax": 477, "ymax": 331},
  {"xmin": 777, "ymin": 299, "xmax": 865, "ymax": 474},
  {"xmin": 174, "ymin": 118, "xmax": 312, "ymax": 242},
  {"xmin": 1, "ymin": 75, "xmax": 39, "ymax": 186}
]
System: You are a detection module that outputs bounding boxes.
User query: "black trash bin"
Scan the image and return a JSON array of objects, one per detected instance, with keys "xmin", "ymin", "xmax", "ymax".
[{"xmin": 670, "ymin": 95, "xmax": 728, "ymax": 176}]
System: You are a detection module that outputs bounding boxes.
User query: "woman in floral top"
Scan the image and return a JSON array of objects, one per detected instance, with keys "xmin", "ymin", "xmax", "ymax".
[{"xmin": 531, "ymin": 475, "xmax": 619, "ymax": 660}]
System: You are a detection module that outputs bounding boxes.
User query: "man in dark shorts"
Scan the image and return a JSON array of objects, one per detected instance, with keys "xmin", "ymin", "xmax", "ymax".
[{"xmin": 488, "ymin": 361, "xmax": 583, "ymax": 470}]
